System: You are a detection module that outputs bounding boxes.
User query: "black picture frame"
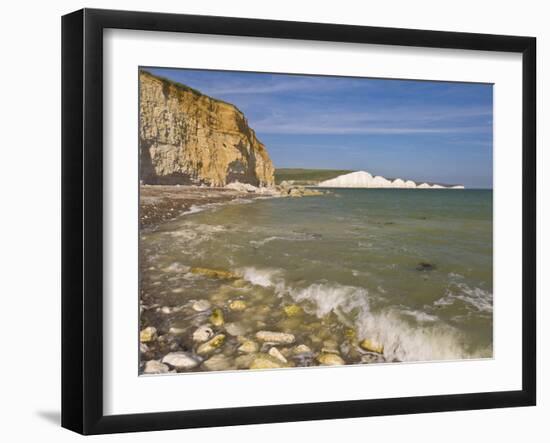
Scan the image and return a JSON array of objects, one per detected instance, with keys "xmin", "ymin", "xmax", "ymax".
[{"xmin": 61, "ymin": 8, "xmax": 536, "ymax": 435}]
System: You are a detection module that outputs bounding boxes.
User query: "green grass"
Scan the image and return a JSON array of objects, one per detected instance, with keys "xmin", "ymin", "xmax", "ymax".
[{"xmin": 274, "ymin": 168, "xmax": 354, "ymax": 185}]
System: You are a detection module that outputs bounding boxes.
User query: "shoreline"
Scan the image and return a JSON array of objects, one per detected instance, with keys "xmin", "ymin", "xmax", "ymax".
[
  {"xmin": 140, "ymin": 184, "xmax": 325, "ymax": 231},
  {"xmin": 140, "ymin": 185, "xmax": 273, "ymax": 231}
]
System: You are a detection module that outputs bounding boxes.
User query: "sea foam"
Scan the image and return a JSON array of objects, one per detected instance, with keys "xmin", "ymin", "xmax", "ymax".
[{"xmin": 238, "ymin": 266, "xmax": 482, "ymax": 362}]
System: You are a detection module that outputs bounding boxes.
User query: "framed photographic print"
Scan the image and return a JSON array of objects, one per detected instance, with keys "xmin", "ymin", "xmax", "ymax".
[{"xmin": 61, "ymin": 8, "xmax": 536, "ymax": 435}]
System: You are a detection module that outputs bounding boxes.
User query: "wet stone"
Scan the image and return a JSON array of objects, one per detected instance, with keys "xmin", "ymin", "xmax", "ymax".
[
  {"xmin": 293, "ymin": 344, "xmax": 313, "ymax": 355},
  {"xmin": 202, "ymin": 354, "xmax": 233, "ymax": 371},
  {"xmin": 234, "ymin": 354, "xmax": 255, "ymax": 369},
  {"xmin": 321, "ymin": 339, "xmax": 340, "ymax": 354},
  {"xmin": 238, "ymin": 340, "xmax": 259, "ymax": 354},
  {"xmin": 229, "ymin": 300, "xmax": 247, "ymax": 311},
  {"xmin": 283, "ymin": 304, "xmax": 303, "ymax": 317},
  {"xmin": 256, "ymin": 331, "xmax": 295, "ymax": 344},
  {"xmin": 192, "ymin": 325, "xmax": 214, "ymax": 342},
  {"xmin": 162, "ymin": 352, "xmax": 201, "ymax": 370},
  {"xmin": 359, "ymin": 338, "xmax": 384, "ymax": 354},
  {"xmin": 317, "ymin": 353, "xmax": 345, "ymax": 366},
  {"xmin": 224, "ymin": 322, "xmax": 248, "ymax": 337},
  {"xmin": 416, "ymin": 262, "xmax": 436, "ymax": 271},
  {"xmin": 192, "ymin": 299, "xmax": 212, "ymax": 312},
  {"xmin": 197, "ymin": 334, "xmax": 226, "ymax": 355},
  {"xmin": 210, "ymin": 308, "xmax": 225, "ymax": 326},
  {"xmin": 144, "ymin": 360, "xmax": 170, "ymax": 374},
  {"xmin": 249, "ymin": 354, "xmax": 286, "ymax": 370},
  {"xmin": 268, "ymin": 347, "xmax": 287, "ymax": 364},
  {"xmin": 140, "ymin": 326, "xmax": 157, "ymax": 343}
]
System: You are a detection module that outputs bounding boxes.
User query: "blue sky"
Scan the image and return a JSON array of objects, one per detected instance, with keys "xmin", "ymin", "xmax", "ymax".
[{"xmin": 145, "ymin": 67, "xmax": 493, "ymax": 188}]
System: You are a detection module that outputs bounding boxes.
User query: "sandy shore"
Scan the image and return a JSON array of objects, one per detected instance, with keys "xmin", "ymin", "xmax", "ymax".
[{"xmin": 140, "ymin": 185, "xmax": 267, "ymax": 231}]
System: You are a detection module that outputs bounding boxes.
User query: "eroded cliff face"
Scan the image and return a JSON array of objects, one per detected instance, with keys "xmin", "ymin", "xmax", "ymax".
[{"xmin": 139, "ymin": 71, "xmax": 275, "ymax": 187}]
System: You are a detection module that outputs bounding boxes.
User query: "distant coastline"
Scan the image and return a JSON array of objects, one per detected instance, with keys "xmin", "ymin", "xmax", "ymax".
[{"xmin": 276, "ymin": 168, "xmax": 465, "ymax": 189}]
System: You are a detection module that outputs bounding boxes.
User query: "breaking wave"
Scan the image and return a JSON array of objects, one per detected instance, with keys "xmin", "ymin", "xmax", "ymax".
[
  {"xmin": 435, "ymin": 283, "xmax": 493, "ymax": 314},
  {"xmin": 238, "ymin": 266, "xmax": 482, "ymax": 362}
]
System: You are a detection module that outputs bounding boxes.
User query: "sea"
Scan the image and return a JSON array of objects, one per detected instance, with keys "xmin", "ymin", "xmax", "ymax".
[{"xmin": 140, "ymin": 189, "xmax": 493, "ymax": 365}]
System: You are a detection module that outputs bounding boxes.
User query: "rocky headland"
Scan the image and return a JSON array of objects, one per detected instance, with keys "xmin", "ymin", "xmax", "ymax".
[{"xmin": 140, "ymin": 70, "xmax": 275, "ymax": 187}]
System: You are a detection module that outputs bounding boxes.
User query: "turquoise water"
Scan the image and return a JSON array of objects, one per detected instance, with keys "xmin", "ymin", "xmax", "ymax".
[{"xmin": 141, "ymin": 189, "xmax": 493, "ymax": 366}]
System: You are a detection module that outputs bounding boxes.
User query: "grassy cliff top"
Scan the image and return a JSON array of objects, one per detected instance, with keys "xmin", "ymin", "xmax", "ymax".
[{"xmin": 139, "ymin": 69, "xmax": 243, "ymax": 112}]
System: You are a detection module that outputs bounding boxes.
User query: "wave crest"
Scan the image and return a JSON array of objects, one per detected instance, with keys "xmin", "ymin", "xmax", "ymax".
[{"xmin": 239, "ymin": 267, "xmax": 483, "ymax": 362}]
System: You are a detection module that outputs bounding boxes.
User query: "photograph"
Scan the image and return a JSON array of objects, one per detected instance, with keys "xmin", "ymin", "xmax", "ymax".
[{"xmin": 138, "ymin": 67, "xmax": 494, "ymax": 375}]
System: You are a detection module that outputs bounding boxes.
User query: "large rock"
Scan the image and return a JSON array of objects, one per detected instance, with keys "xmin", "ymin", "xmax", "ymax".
[
  {"xmin": 249, "ymin": 354, "xmax": 286, "ymax": 370},
  {"xmin": 197, "ymin": 334, "xmax": 226, "ymax": 355},
  {"xmin": 192, "ymin": 299, "xmax": 212, "ymax": 312},
  {"xmin": 139, "ymin": 70, "xmax": 275, "ymax": 186},
  {"xmin": 143, "ymin": 360, "xmax": 170, "ymax": 374},
  {"xmin": 202, "ymin": 354, "xmax": 233, "ymax": 371},
  {"xmin": 192, "ymin": 325, "xmax": 214, "ymax": 342},
  {"xmin": 256, "ymin": 331, "xmax": 295, "ymax": 344},
  {"xmin": 268, "ymin": 347, "xmax": 288, "ymax": 364},
  {"xmin": 161, "ymin": 352, "xmax": 201, "ymax": 370},
  {"xmin": 238, "ymin": 339, "xmax": 259, "ymax": 354},
  {"xmin": 224, "ymin": 322, "xmax": 248, "ymax": 337},
  {"xmin": 209, "ymin": 308, "xmax": 225, "ymax": 327},
  {"xmin": 317, "ymin": 353, "xmax": 345, "ymax": 366},
  {"xmin": 140, "ymin": 326, "xmax": 157, "ymax": 343},
  {"xmin": 359, "ymin": 338, "xmax": 384, "ymax": 354}
]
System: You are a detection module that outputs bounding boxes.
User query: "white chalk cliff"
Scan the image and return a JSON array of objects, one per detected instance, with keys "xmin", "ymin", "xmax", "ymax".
[{"xmin": 317, "ymin": 171, "xmax": 465, "ymax": 189}]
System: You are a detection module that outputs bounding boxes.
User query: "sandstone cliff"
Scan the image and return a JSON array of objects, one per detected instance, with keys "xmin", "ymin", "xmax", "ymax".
[{"xmin": 139, "ymin": 70, "xmax": 275, "ymax": 187}]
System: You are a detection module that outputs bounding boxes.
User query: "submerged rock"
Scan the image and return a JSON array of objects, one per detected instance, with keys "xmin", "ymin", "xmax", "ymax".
[
  {"xmin": 359, "ymin": 338, "xmax": 384, "ymax": 354},
  {"xmin": 292, "ymin": 344, "xmax": 313, "ymax": 355},
  {"xmin": 238, "ymin": 340, "xmax": 259, "ymax": 354},
  {"xmin": 234, "ymin": 354, "xmax": 256, "ymax": 369},
  {"xmin": 416, "ymin": 262, "xmax": 436, "ymax": 271},
  {"xmin": 140, "ymin": 326, "xmax": 157, "ymax": 343},
  {"xmin": 228, "ymin": 300, "xmax": 247, "ymax": 311},
  {"xmin": 162, "ymin": 352, "xmax": 200, "ymax": 370},
  {"xmin": 140, "ymin": 343, "xmax": 150, "ymax": 354},
  {"xmin": 192, "ymin": 325, "xmax": 214, "ymax": 342},
  {"xmin": 157, "ymin": 334, "xmax": 182, "ymax": 352},
  {"xmin": 158, "ymin": 305, "xmax": 184, "ymax": 314},
  {"xmin": 191, "ymin": 267, "xmax": 238, "ymax": 280},
  {"xmin": 197, "ymin": 334, "xmax": 226, "ymax": 355},
  {"xmin": 249, "ymin": 354, "xmax": 286, "ymax": 369},
  {"xmin": 144, "ymin": 360, "xmax": 170, "ymax": 374},
  {"xmin": 283, "ymin": 304, "xmax": 303, "ymax": 317},
  {"xmin": 232, "ymin": 279, "xmax": 248, "ymax": 288},
  {"xmin": 256, "ymin": 331, "xmax": 295, "ymax": 344},
  {"xmin": 321, "ymin": 339, "xmax": 340, "ymax": 355},
  {"xmin": 209, "ymin": 308, "xmax": 225, "ymax": 326},
  {"xmin": 202, "ymin": 354, "xmax": 233, "ymax": 371},
  {"xmin": 192, "ymin": 299, "xmax": 212, "ymax": 312},
  {"xmin": 317, "ymin": 353, "xmax": 345, "ymax": 366},
  {"xmin": 225, "ymin": 322, "xmax": 248, "ymax": 337}
]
